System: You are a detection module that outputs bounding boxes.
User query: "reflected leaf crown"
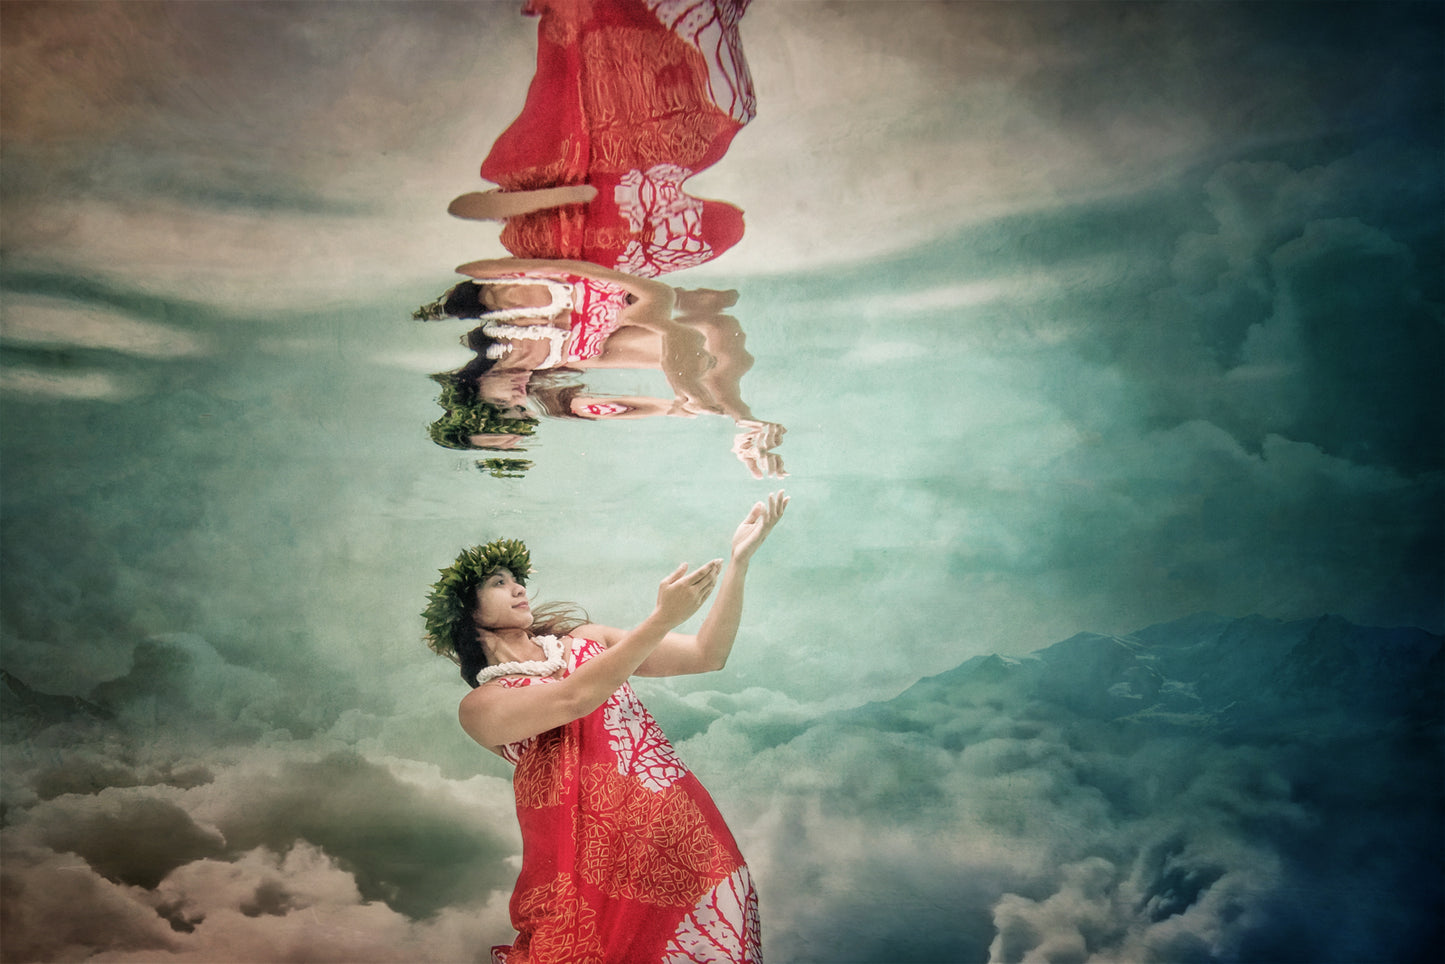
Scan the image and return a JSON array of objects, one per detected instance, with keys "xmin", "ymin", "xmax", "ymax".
[
  {"xmin": 422, "ymin": 538, "xmax": 532, "ymax": 659},
  {"xmin": 428, "ymin": 375, "xmax": 538, "ymax": 449}
]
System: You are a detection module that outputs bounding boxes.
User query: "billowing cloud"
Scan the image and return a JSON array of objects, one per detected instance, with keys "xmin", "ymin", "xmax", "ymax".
[
  {"xmin": 2, "ymin": 297, "xmax": 207, "ymax": 358},
  {"xmin": 1114, "ymin": 153, "xmax": 1445, "ymax": 476},
  {"xmin": 2, "ymin": 737, "xmax": 521, "ymax": 962},
  {"xmin": 679, "ymin": 615, "xmax": 1442, "ymax": 963}
]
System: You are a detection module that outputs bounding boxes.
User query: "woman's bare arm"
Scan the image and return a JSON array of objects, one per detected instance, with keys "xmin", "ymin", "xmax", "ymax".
[
  {"xmin": 448, "ymin": 185, "xmax": 598, "ymax": 220},
  {"xmin": 685, "ymin": 314, "xmax": 756, "ymax": 422},
  {"xmin": 632, "ymin": 491, "xmax": 789, "ymax": 677}
]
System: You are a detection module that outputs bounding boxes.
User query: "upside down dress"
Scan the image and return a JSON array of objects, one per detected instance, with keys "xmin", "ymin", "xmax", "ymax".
[
  {"xmin": 481, "ymin": 0, "xmax": 756, "ymax": 277},
  {"xmin": 492, "ymin": 637, "xmax": 762, "ymax": 963}
]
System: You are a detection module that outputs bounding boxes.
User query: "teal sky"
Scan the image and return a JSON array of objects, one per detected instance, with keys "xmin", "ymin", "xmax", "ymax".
[{"xmin": 2, "ymin": 2, "xmax": 1440, "ymax": 961}]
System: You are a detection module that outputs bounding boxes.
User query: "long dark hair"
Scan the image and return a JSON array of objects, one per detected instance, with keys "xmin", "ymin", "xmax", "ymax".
[
  {"xmin": 527, "ymin": 381, "xmax": 589, "ymax": 419},
  {"xmin": 461, "ymin": 601, "xmax": 590, "ymax": 688},
  {"xmin": 413, "ymin": 281, "xmax": 495, "ymax": 322}
]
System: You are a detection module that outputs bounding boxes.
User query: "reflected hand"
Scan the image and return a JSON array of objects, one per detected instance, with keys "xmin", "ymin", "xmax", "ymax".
[
  {"xmin": 673, "ymin": 288, "xmax": 739, "ymax": 317},
  {"xmin": 655, "ymin": 560, "xmax": 723, "ymax": 626},
  {"xmin": 674, "ymin": 393, "xmax": 724, "ymax": 417},
  {"xmin": 731, "ymin": 420, "xmax": 787, "ymax": 479},
  {"xmin": 730, "ymin": 491, "xmax": 788, "ymax": 563}
]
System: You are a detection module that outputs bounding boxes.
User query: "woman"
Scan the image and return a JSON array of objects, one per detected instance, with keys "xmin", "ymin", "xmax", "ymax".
[
  {"xmin": 420, "ymin": 273, "xmax": 786, "ymax": 475},
  {"xmin": 449, "ymin": 0, "xmax": 756, "ymax": 277},
  {"xmin": 418, "ymin": 260, "xmax": 751, "ymax": 421},
  {"xmin": 423, "ymin": 492, "xmax": 787, "ymax": 962}
]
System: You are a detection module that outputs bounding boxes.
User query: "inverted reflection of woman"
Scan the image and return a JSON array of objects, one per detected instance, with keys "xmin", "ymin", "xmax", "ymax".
[
  {"xmin": 439, "ymin": 257, "xmax": 693, "ymax": 379},
  {"xmin": 449, "ymin": 0, "xmax": 756, "ymax": 277},
  {"xmin": 418, "ymin": 260, "xmax": 764, "ymax": 414},
  {"xmin": 419, "ymin": 270, "xmax": 785, "ymax": 475},
  {"xmin": 424, "ymin": 492, "xmax": 787, "ymax": 963}
]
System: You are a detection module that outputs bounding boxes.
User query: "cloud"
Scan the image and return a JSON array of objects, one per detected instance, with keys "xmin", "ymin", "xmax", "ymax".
[
  {"xmin": 0, "ymin": 841, "xmax": 179, "ymax": 962},
  {"xmin": 1115, "ymin": 152, "xmax": 1443, "ymax": 475},
  {"xmin": 19, "ymin": 791, "xmax": 226, "ymax": 890},
  {"xmin": 3, "ymin": 615, "xmax": 1439, "ymax": 962},
  {"xmin": 0, "ymin": 743, "xmax": 522, "ymax": 962},
  {"xmin": 2, "ymin": 297, "xmax": 208, "ymax": 358},
  {"xmin": 0, "ymin": 367, "xmax": 133, "ymax": 401},
  {"xmin": 669, "ymin": 616, "xmax": 1441, "ymax": 963},
  {"xmin": 0, "ymin": 834, "xmax": 513, "ymax": 964},
  {"xmin": 204, "ymin": 752, "xmax": 516, "ymax": 920}
]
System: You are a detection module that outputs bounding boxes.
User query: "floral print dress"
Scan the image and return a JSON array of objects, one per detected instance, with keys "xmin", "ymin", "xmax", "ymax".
[
  {"xmin": 480, "ymin": 0, "xmax": 756, "ymax": 277},
  {"xmin": 492, "ymin": 637, "xmax": 761, "ymax": 963}
]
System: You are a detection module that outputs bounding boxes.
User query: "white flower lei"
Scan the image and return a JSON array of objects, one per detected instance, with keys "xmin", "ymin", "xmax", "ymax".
[
  {"xmin": 480, "ymin": 321, "xmax": 569, "ymax": 370},
  {"xmin": 475, "ymin": 634, "xmax": 567, "ymax": 686}
]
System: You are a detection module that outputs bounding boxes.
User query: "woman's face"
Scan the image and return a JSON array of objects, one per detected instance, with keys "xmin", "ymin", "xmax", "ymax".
[{"xmin": 475, "ymin": 568, "xmax": 533, "ymax": 631}]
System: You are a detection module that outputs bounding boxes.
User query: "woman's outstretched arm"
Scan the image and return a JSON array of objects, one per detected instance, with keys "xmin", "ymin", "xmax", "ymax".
[
  {"xmin": 458, "ymin": 561, "xmax": 720, "ymax": 749},
  {"xmin": 609, "ymin": 491, "xmax": 788, "ymax": 677}
]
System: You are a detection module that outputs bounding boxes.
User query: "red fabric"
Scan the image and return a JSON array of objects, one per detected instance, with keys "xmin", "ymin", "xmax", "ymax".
[
  {"xmin": 492, "ymin": 638, "xmax": 761, "ymax": 963},
  {"xmin": 482, "ymin": 0, "xmax": 755, "ymax": 277},
  {"xmin": 565, "ymin": 275, "xmax": 630, "ymax": 361},
  {"xmin": 484, "ymin": 270, "xmax": 628, "ymax": 362}
]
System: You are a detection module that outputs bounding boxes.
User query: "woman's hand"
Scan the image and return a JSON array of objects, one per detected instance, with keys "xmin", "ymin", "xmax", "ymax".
[
  {"xmin": 654, "ymin": 560, "xmax": 723, "ymax": 627},
  {"xmin": 730, "ymin": 490, "xmax": 788, "ymax": 563}
]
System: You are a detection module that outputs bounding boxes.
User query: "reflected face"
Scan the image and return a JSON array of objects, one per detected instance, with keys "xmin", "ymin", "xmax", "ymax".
[
  {"xmin": 475, "ymin": 568, "xmax": 532, "ymax": 631},
  {"xmin": 478, "ymin": 370, "xmax": 531, "ymax": 405},
  {"xmin": 467, "ymin": 433, "xmax": 524, "ymax": 449}
]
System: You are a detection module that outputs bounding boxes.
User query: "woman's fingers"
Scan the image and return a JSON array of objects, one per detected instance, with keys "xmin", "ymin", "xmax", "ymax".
[
  {"xmin": 661, "ymin": 561, "xmax": 690, "ymax": 586},
  {"xmin": 663, "ymin": 558, "xmax": 721, "ymax": 591},
  {"xmin": 691, "ymin": 560, "xmax": 722, "ymax": 586}
]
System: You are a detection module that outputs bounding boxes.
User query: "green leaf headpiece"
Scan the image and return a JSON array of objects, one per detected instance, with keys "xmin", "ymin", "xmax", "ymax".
[
  {"xmin": 422, "ymin": 538, "xmax": 532, "ymax": 660},
  {"xmin": 412, "ymin": 296, "xmax": 449, "ymax": 321}
]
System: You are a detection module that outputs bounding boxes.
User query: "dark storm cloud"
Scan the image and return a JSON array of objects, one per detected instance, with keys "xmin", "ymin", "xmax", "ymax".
[
  {"xmin": 24, "ymin": 794, "xmax": 226, "ymax": 890},
  {"xmin": 2, "ymin": 743, "xmax": 520, "ymax": 961},
  {"xmin": 213, "ymin": 752, "xmax": 515, "ymax": 920},
  {"xmin": 1123, "ymin": 152, "xmax": 1444, "ymax": 476}
]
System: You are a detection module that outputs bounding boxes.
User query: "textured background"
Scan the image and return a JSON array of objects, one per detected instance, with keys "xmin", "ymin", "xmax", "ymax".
[{"xmin": 2, "ymin": 2, "xmax": 1440, "ymax": 961}]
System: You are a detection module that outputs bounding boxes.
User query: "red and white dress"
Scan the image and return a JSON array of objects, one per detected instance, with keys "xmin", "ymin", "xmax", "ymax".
[
  {"xmin": 492, "ymin": 637, "xmax": 762, "ymax": 963},
  {"xmin": 476, "ymin": 272, "xmax": 631, "ymax": 364},
  {"xmin": 481, "ymin": 0, "xmax": 756, "ymax": 277}
]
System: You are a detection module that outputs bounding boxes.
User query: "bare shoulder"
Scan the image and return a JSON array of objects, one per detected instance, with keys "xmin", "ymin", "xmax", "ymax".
[
  {"xmin": 457, "ymin": 685, "xmax": 506, "ymax": 754},
  {"xmin": 572, "ymin": 623, "xmax": 624, "ymax": 646},
  {"xmin": 458, "ymin": 683, "xmax": 492, "ymax": 716}
]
